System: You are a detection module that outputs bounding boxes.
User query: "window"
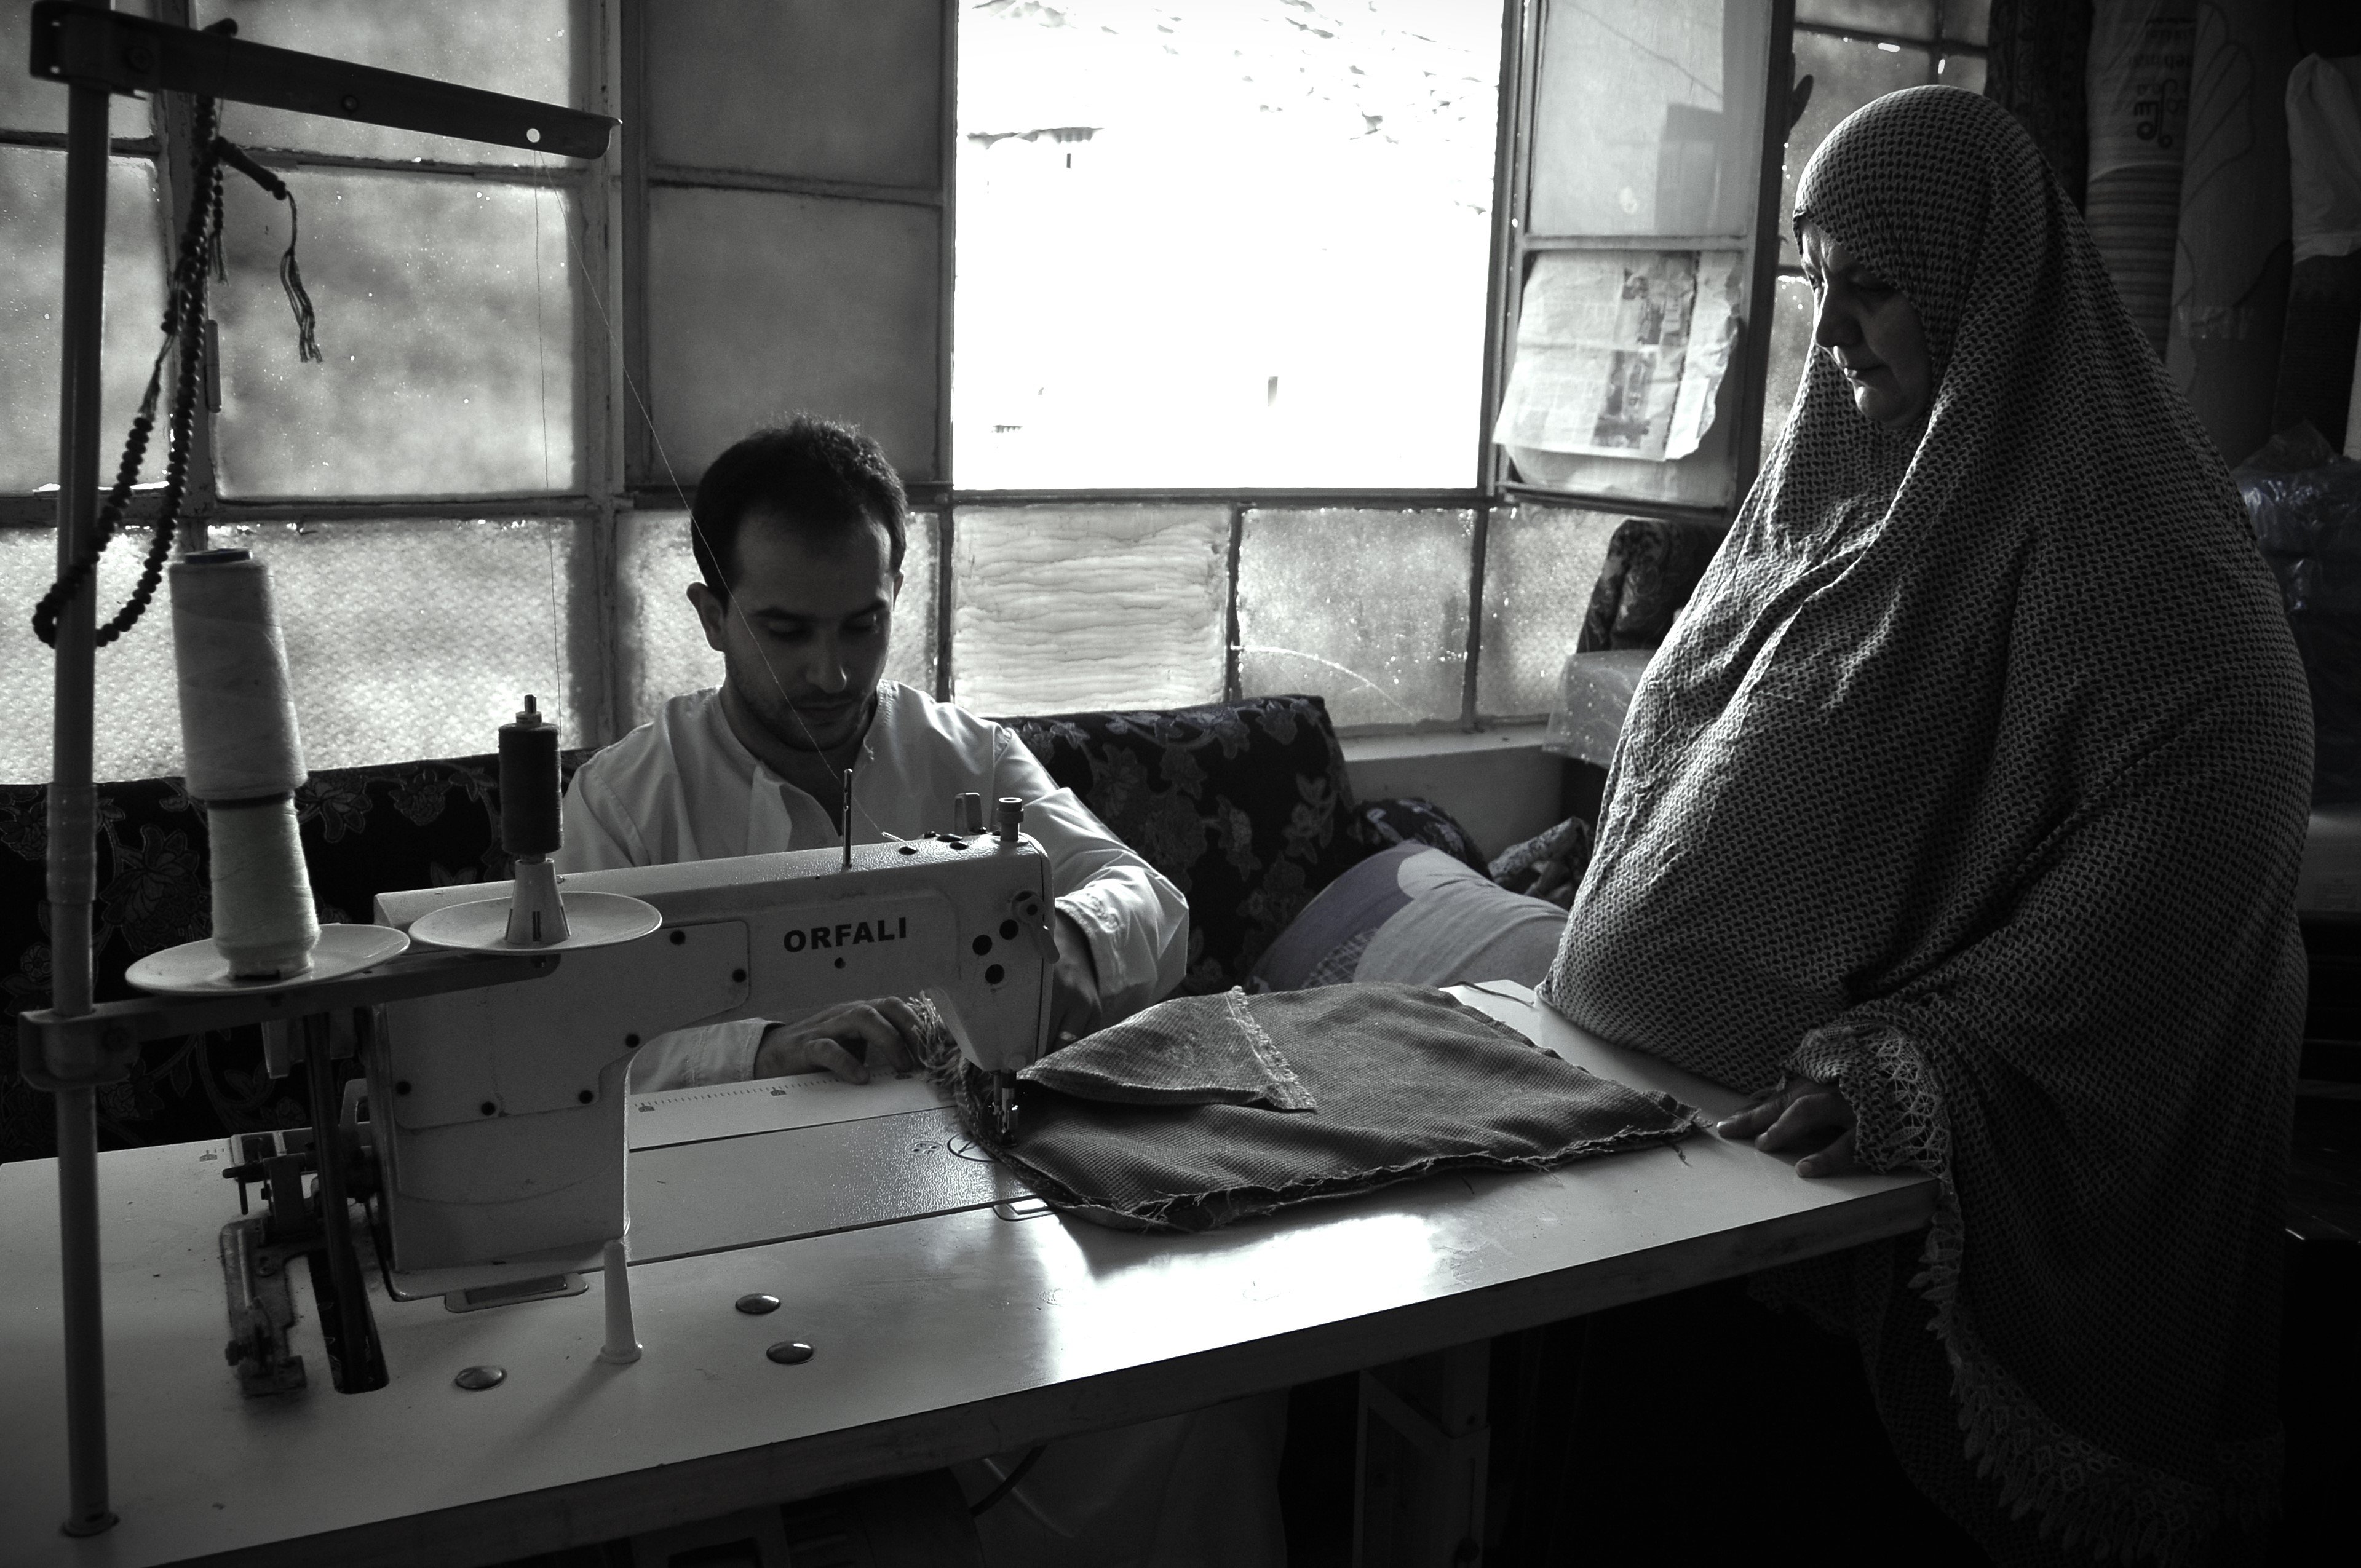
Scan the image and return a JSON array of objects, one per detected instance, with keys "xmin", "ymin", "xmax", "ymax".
[
  {"xmin": 2, "ymin": 0, "xmax": 603, "ymax": 781},
  {"xmin": 951, "ymin": 1, "xmax": 1501, "ymax": 491},
  {"xmin": 1761, "ymin": 1, "xmax": 1989, "ymax": 457},
  {"xmin": 8, "ymin": 2, "xmax": 1880, "ymax": 785}
]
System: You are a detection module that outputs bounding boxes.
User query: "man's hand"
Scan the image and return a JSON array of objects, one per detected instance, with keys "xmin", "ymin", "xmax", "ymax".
[
  {"xmin": 1049, "ymin": 911, "xmax": 1103, "ymax": 1047},
  {"xmin": 1714, "ymin": 1074, "xmax": 1863, "ymax": 1178},
  {"xmin": 752, "ymin": 998, "xmax": 926, "ymax": 1085}
]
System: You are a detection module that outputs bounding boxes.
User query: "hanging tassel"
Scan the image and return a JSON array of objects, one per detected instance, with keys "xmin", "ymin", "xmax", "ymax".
[
  {"xmin": 277, "ymin": 195, "xmax": 322, "ymax": 365},
  {"xmin": 215, "ymin": 138, "xmax": 323, "ymax": 363}
]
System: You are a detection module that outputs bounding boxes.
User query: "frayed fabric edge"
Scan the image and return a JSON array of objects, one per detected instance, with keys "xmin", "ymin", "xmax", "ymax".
[{"xmin": 983, "ymin": 1121, "xmax": 1702, "ymax": 1235}]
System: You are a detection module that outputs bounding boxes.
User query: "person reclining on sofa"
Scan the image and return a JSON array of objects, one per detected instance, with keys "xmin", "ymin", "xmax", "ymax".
[{"xmin": 558, "ymin": 416, "xmax": 1188, "ymax": 1091}]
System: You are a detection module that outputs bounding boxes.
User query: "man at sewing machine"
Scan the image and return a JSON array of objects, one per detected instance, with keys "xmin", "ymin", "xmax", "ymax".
[
  {"xmin": 558, "ymin": 416, "xmax": 1189, "ymax": 1090},
  {"xmin": 560, "ymin": 421, "xmax": 1279, "ymax": 1567}
]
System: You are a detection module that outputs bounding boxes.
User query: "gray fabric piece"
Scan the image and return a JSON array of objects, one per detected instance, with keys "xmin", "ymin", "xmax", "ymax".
[
  {"xmin": 975, "ymin": 984, "xmax": 1697, "ymax": 1232},
  {"xmin": 1539, "ymin": 87, "xmax": 2310, "ymax": 1566},
  {"xmin": 1022, "ymin": 988, "xmax": 1317, "ymax": 1112}
]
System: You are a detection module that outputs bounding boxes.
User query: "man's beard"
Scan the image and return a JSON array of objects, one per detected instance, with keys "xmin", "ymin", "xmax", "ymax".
[{"xmin": 733, "ymin": 666, "xmax": 873, "ymax": 754}]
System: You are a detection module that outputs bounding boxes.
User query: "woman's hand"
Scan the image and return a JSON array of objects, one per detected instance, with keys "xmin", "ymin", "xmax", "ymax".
[
  {"xmin": 1715, "ymin": 1075, "xmax": 1863, "ymax": 1177},
  {"xmin": 752, "ymin": 997, "xmax": 927, "ymax": 1084}
]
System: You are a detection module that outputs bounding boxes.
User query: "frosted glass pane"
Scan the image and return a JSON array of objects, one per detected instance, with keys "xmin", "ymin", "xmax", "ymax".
[
  {"xmin": 617, "ymin": 509, "xmax": 939, "ymax": 732},
  {"xmin": 1937, "ymin": 52, "xmax": 1987, "ymax": 95},
  {"xmin": 197, "ymin": 1, "xmax": 579, "ymax": 165},
  {"xmin": 1943, "ymin": 0, "xmax": 1991, "ymax": 46},
  {"xmin": 954, "ymin": 0, "xmax": 1498, "ymax": 488},
  {"xmin": 1761, "ymin": 273, "xmax": 1815, "ymax": 460},
  {"xmin": 1796, "ymin": 1, "xmax": 1937, "ymax": 34},
  {"xmin": 1784, "ymin": 34, "xmax": 1932, "ymax": 265},
  {"xmin": 648, "ymin": 0, "xmax": 938, "ymax": 186},
  {"xmin": 1529, "ymin": 0, "xmax": 1769, "ymax": 237},
  {"xmin": 1, "ymin": 1, "xmax": 156, "ymax": 138},
  {"xmin": 0, "ymin": 526, "xmax": 183, "ymax": 783},
  {"xmin": 214, "ymin": 170, "xmax": 577, "ymax": 498},
  {"xmin": 951, "ymin": 505, "xmax": 1227, "ymax": 718},
  {"xmin": 1237, "ymin": 508, "xmax": 1470, "ymax": 730},
  {"xmin": 648, "ymin": 188, "xmax": 940, "ymax": 484},
  {"xmin": 0, "ymin": 151, "xmax": 170, "ymax": 491},
  {"xmin": 1478, "ymin": 505, "xmax": 1621, "ymax": 719},
  {"xmin": 220, "ymin": 518, "xmax": 591, "ymax": 769}
]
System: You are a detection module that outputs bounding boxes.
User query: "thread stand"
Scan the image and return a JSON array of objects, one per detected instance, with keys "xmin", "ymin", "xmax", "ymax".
[
  {"xmin": 407, "ymin": 881, "xmax": 659, "ymax": 954},
  {"xmin": 127, "ymin": 922, "xmax": 411, "ymax": 997},
  {"xmin": 407, "ymin": 695, "xmax": 660, "ymax": 954}
]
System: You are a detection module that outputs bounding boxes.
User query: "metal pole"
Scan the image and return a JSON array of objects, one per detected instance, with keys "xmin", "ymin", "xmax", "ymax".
[{"xmin": 49, "ymin": 8, "xmax": 117, "ymax": 1536}]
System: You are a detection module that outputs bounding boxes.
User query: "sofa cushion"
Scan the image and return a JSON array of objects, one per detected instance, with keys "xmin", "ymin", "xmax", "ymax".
[{"xmin": 998, "ymin": 694, "xmax": 1365, "ymax": 996}]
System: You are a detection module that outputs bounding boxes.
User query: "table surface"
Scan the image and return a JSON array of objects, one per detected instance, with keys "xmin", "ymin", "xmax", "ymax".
[{"xmin": 0, "ymin": 984, "xmax": 1934, "ymax": 1568}]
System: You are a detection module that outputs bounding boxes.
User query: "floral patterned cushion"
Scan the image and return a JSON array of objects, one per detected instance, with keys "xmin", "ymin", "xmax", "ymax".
[
  {"xmin": 999, "ymin": 695, "xmax": 1373, "ymax": 996},
  {"xmin": 2, "ymin": 696, "xmax": 1483, "ymax": 1162}
]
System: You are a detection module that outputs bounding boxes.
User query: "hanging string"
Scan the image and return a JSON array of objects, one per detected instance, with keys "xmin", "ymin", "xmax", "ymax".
[
  {"xmin": 215, "ymin": 140, "xmax": 322, "ymax": 364},
  {"xmin": 33, "ymin": 106, "xmax": 326, "ymax": 649}
]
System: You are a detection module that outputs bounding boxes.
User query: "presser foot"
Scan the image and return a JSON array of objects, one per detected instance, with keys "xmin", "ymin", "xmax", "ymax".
[{"xmin": 986, "ymin": 1071, "xmax": 1021, "ymax": 1144}]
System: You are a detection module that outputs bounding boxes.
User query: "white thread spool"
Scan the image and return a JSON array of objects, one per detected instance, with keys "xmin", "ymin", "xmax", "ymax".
[{"xmin": 170, "ymin": 551, "xmax": 318, "ymax": 980}]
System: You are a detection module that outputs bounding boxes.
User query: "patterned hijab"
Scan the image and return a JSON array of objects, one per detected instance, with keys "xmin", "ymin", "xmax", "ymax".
[{"xmin": 1541, "ymin": 87, "xmax": 2311, "ymax": 1562}]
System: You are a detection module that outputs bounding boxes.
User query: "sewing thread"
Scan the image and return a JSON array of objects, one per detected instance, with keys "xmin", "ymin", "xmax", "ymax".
[{"xmin": 205, "ymin": 796, "xmax": 319, "ymax": 980}]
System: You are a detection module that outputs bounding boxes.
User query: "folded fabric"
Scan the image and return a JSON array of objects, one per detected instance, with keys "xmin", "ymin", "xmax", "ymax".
[{"xmin": 939, "ymin": 983, "xmax": 1698, "ymax": 1232}]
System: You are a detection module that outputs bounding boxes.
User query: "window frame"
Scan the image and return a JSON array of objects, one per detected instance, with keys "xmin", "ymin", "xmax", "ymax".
[
  {"xmin": 1482, "ymin": 0, "xmax": 1799, "ymax": 529},
  {"xmin": 10, "ymin": 2, "xmax": 1918, "ymax": 777}
]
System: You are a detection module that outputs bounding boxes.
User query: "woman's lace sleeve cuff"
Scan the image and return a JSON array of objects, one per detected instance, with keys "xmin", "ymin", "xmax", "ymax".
[{"xmin": 1787, "ymin": 1020, "xmax": 1951, "ymax": 1179}]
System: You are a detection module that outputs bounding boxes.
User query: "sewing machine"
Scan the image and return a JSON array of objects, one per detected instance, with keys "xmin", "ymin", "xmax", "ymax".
[{"xmin": 355, "ymin": 812, "xmax": 1056, "ymax": 1305}]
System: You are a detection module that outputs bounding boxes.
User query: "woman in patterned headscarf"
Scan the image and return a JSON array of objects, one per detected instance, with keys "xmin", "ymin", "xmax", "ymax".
[{"xmin": 1540, "ymin": 87, "xmax": 2309, "ymax": 1564}]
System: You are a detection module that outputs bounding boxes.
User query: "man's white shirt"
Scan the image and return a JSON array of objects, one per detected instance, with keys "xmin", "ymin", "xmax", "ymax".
[{"xmin": 559, "ymin": 682, "xmax": 1189, "ymax": 1090}]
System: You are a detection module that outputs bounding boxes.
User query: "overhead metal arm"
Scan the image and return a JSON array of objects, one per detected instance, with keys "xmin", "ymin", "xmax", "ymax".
[{"xmin": 27, "ymin": 0, "xmax": 617, "ymax": 157}]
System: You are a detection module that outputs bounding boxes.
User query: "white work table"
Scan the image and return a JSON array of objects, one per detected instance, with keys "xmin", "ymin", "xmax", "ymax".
[{"xmin": 0, "ymin": 984, "xmax": 1934, "ymax": 1568}]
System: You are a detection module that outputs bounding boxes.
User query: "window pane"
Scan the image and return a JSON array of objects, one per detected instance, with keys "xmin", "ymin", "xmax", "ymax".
[
  {"xmin": 1782, "ymin": 35, "xmax": 1932, "ymax": 266},
  {"xmin": 1, "ymin": 1, "xmax": 156, "ymax": 138},
  {"xmin": 1795, "ymin": 1, "xmax": 1937, "ymax": 36},
  {"xmin": 216, "ymin": 518, "xmax": 592, "ymax": 769},
  {"xmin": 648, "ymin": 0, "xmax": 938, "ymax": 186},
  {"xmin": 1477, "ymin": 505, "xmax": 1621, "ymax": 719},
  {"xmin": 214, "ymin": 170, "xmax": 577, "ymax": 499},
  {"xmin": 1943, "ymin": 0, "xmax": 1991, "ymax": 47},
  {"xmin": 1237, "ymin": 508, "xmax": 1470, "ymax": 730},
  {"xmin": 1937, "ymin": 52, "xmax": 1987, "ymax": 95},
  {"xmin": 196, "ymin": 0, "xmax": 579, "ymax": 165},
  {"xmin": 646, "ymin": 188, "xmax": 940, "ymax": 485},
  {"xmin": 1761, "ymin": 272, "xmax": 1815, "ymax": 461},
  {"xmin": 0, "ymin": 150, "xmax": 169, "ymax": 491},
  {"xmin": 954, "ymin": 1, "xmax": 1498, "ymax": 488},
  {"xmin": 1529, "ymin": 0, "xmax": 1770, "ymax": 237},
  {"xmin": 0, "ymin": 525, "xmax": 182, "ymax": 783},
  {"xmin": 951, "ymin": 505, "xmax": 1227, "ymax": 718},
  {"xmin": 617, "ymin": 509, "xmax": 938, "ymax": 732}
]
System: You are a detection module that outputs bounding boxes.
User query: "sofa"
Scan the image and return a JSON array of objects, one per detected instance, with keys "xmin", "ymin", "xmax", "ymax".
[{"xmin": 0, "ymin": 694, "xmax": 1482, "ymax": 1163}]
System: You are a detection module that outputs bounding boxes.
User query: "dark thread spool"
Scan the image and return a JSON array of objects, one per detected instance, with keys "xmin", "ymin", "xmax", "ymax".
[{"xmin": 499, "ymin": 696, "xmax": 562, "ymax": 859}]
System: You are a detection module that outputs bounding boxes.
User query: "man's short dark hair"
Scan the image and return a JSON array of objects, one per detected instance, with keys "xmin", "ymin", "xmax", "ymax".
[{"xmin": 690, "ymin": 416, "xmax": 908, "ymax": 600}]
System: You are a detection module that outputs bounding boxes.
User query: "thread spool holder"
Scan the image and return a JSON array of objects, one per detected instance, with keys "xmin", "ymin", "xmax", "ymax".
[
  {"xmin": 407, "ymin": 695, "xmax": 661, "ymax": 955},
  {"xmin": 32, "ymin": 11, "xmax": 616, "ymax": 1534}
]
